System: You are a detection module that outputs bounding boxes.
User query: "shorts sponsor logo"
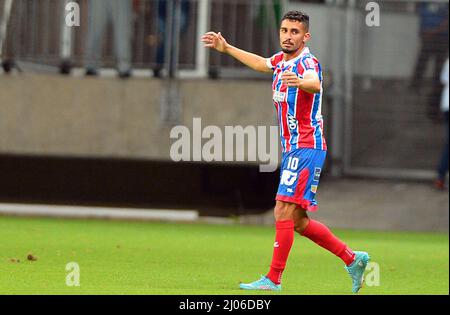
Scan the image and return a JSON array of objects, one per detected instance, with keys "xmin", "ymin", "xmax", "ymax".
[
  {"xmin": 314, "ymin": 167, "xmax": 322, "ymax": 181},
  {"xmin": 280, "ymin": 170, "xmax": 297, "ymax": 186}
]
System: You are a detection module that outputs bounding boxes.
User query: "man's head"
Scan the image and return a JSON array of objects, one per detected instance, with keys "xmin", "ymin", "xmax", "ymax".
[{"xmin": 279, "ymin": 11, "xmax": 311, "ymax": 54}]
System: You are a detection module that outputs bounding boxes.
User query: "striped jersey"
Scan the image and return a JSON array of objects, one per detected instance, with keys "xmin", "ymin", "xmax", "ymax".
[{"xmin": 266, "ymin": 47, "xmax": 327, "ymax": 153}]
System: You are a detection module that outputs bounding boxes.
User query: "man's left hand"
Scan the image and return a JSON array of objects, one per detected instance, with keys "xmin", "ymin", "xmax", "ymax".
[{"xmin": 281, "ymin": 71, "xmax": 300, "ymax": 88}]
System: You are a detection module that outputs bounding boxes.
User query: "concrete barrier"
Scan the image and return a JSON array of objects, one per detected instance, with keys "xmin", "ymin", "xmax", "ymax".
[{"xmin": 0, "ymin": 74, "xmax": 276, "ymax": 161}]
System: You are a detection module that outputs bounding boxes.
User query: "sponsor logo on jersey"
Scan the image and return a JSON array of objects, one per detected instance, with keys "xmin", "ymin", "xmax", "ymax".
[
  {"xmin": 287, "ymin": 113, "xmax": 297, "ymax": 130},
  {"xmin": 273, "ymin": 91, "xmax": 286, "ymax": 102}
]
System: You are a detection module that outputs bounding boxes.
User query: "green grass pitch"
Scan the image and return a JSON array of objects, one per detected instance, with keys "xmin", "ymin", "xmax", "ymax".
[{"xmin": 0, "ymin": 215, "xmax": 448, "ymax": 295}]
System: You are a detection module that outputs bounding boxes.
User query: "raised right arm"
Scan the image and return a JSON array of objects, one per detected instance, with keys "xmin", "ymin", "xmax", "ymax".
[{"xmin": 202, "ymin": 32, "xmax": 272, "ymax": 73}]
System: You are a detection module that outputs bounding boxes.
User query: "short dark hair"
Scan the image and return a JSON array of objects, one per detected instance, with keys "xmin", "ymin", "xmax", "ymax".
[{"xmin": 281, "ymin": 11, "xmax": 310, "ymax": 31}]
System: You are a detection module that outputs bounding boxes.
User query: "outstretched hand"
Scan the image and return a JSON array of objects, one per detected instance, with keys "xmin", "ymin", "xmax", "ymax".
[{"xmin": 201, "ymin": 31, "xmax": 229, "ymax": 53}]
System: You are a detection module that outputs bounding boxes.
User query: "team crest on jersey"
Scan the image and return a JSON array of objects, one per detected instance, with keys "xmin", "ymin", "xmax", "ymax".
[
  {"xmin": 287, "ymin": 113, "xmax": 297, "ymax": 130},
  {"xmin": 273, "ymin": 91, "xmax": 286, "ymax": 102}
]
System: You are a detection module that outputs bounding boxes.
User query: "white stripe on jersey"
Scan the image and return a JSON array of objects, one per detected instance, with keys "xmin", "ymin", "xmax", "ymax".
[{"xmin": 293, "ymin": 76, "xmax": 300, "ymax": 150}]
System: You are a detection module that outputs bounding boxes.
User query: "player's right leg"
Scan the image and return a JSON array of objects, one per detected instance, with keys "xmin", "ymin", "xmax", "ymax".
[{"xmin": 239, "ymin": 200, "xmax": 296, "ymax": 291}]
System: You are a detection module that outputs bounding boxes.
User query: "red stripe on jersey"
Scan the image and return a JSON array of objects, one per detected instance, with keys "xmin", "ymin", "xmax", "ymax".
[
  {"xmin": 273, "ymin": 68, "xmax": 282, "ymax": 91},
  {"xmin": 296, "ymin": 91, "xmax": 316, "ymax": 148},
  {"xmin": 297, "ymin": 65, "xmax": 305, "ymax": 76},
  {"xmin": 269, "ymin": 52, "xmax": 284, "ymax": 70},
  {"xmin": 273, "ymin": 69, "xmax": 282, "ymax": 112}
]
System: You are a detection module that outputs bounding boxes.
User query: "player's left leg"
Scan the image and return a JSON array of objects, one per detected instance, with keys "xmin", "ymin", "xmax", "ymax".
[
  {"xmin": 293, "ymin": 208, "xmax": 370, "ymax": 293},
  {"xmin": 282, "ymin": 147, "xmax": 370, "ymax": 293},
  {"xmin": 293, "ymin": 209, "xmax": 355, "ymax": 266}
]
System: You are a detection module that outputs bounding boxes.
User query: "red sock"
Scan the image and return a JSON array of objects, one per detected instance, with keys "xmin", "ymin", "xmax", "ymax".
[
  {"xmin": 301, "ymin": 219, "xmax": 355, "ymax": 266},
  {"xmin": 266, "ymin": 220, "xmax": 294, "ymax": 285}
]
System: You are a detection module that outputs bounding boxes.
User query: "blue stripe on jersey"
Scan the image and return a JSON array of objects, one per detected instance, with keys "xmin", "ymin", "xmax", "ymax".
[
  {"xmin": 312, "ymin": 62, "xmax": 323, "ymax": 150},
  {"xmin": 278, "ymin": 102, "xmax": 285, "ymax": 152},
  {"xmin": 274, "ymin": 70, "xmax": 286, "ymax": 152},
  {"xmin": 288, "ymin": 61, "xmax": 301, "ymax": 151}
]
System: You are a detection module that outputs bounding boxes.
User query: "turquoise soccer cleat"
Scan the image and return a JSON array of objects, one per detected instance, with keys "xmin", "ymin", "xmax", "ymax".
[
  {"xmin": 345, "ymin": 251, "xmax": 370, "ymax": 293},
  {"xmin": 239, "ymin": 276, "xmax": 281, "ymax": 291}
]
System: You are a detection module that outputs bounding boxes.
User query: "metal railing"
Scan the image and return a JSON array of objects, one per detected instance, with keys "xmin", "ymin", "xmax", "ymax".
[
  {"xmin": 318, "ymin": 0, "xmax": 449, "ymax": 179},
  {"xmin": 0, "ymin": 0, "xmax": 285, "ymax": 77}
]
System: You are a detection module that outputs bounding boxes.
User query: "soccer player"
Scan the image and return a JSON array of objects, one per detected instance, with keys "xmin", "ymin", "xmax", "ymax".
[{"xmin": 202, "ymin": 11, "xmax": 370, "ymax": 293}]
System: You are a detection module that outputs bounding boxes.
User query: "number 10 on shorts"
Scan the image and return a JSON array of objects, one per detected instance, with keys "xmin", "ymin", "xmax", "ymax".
[{"xmin": 287, "ymin": 157, "xmax": 299, "ymax": 170}]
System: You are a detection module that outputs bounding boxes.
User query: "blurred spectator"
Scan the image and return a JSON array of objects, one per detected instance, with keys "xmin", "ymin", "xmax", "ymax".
[
  {"xmin": 434, "ymin": 57, "xmax": 449, "ymax": 190},
  {"xmin": 85, "ymin": 0, "xmax": 139, "ymax": 78},
  {"xmin": 255, "ymin": 0, "xmax": 283, "ymax": 28},
  {"xmin": 0, "ymin": 0, "xmax": 18, "ymax": 74},
  {"xmin": 410, "ymin": 2, "xmax": 448, "ymax": 119},
  {"xmin": 153, "ymin": 0, "xmax": 190, "ymax": 78}
]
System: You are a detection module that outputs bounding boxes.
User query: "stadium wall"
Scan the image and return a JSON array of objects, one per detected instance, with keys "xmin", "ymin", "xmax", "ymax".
[{"xmin": 0, "ymin": 74, "xmax": 278, "ymax": 161}]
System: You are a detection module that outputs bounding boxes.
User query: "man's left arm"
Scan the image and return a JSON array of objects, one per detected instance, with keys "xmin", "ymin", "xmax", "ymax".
[{"xmin": 282, "ymin": 71, "xmax": 321, "ymax": 94}]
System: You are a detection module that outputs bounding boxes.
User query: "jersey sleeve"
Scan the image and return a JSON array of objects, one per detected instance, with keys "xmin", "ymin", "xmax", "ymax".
[
  {"xmin": 266, "ymin": 52, "xmax": 284, "ymax": 71},
  {"xmin": 300, "ymin": 56, "xmax": 320, "ymax": 78}
]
